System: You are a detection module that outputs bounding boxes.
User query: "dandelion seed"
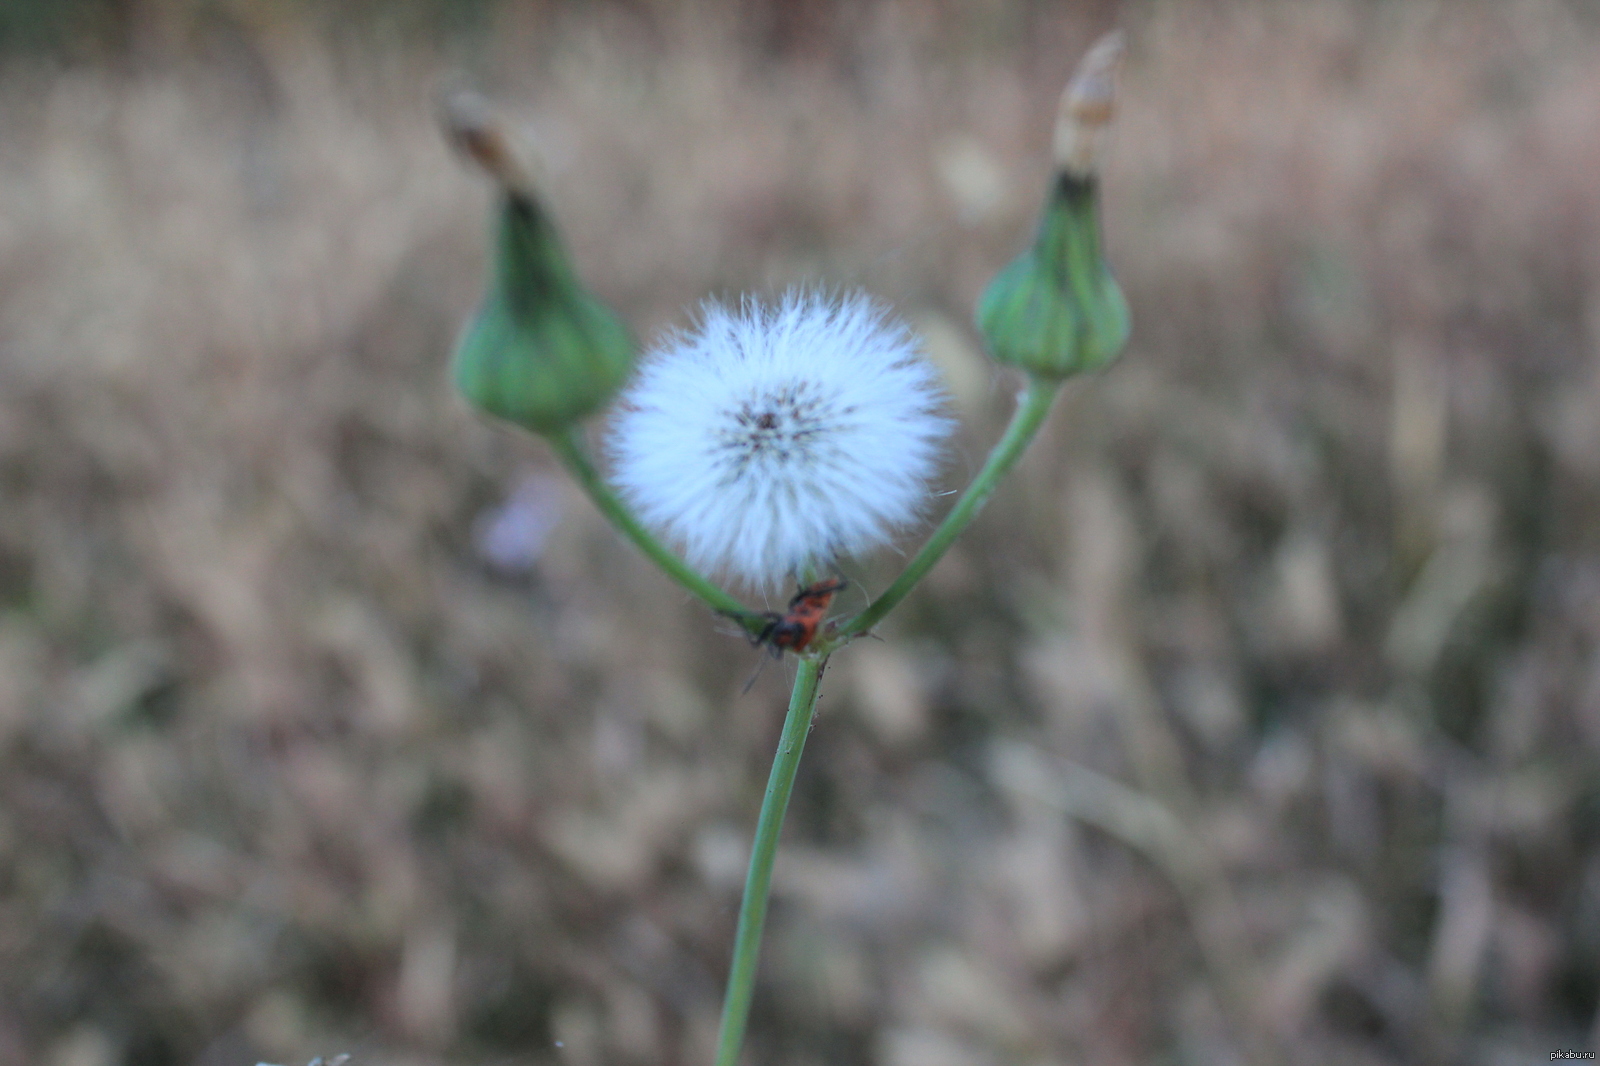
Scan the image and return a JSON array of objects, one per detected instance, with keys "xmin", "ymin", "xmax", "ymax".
[{"xmin": 607, "ymin": 291, "xmax": 953, "ymax": 589}]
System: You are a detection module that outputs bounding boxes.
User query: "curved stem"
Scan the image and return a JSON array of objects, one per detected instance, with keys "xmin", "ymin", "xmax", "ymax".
[
  {"xmin": 713, "ymin": 655, "xmax": 826, "ymax": 1066},
  {"xmin": 547, "ymin": 427, "xmax": 756, "ymax": 625},
  {"xmin": 826, "ymin": 375, "xmax": 1062, "ymax": 646}
]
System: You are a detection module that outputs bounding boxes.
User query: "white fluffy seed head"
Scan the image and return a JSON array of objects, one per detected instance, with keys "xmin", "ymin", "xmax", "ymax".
[{"xmin": 607, "ymin": 291, "xmax": 954, "ymax": 590}]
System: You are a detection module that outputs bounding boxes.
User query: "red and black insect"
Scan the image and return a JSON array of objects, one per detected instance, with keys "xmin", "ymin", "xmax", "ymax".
[{"xmin": 732, "ymin": 578, "xmax": 849, "ymax": 659}]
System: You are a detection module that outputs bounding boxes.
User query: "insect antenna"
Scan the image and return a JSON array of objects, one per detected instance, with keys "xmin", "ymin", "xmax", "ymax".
[{"xmin": 740, "ymin": 654, "xmax": 769, "ymax": 696}]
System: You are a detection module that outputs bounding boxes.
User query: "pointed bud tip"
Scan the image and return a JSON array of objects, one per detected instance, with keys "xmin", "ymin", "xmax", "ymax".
[
  {"xmin": 977, "ymin": 31, "xmax": 1131, "ymax": 378},
  {"xmin": 1053, "ymin": 30, "xmax": 1126, "ymax": 177},
  {"xmin": 442, "ymin": 85, "xmax": 635, "ymax": 435},
  {"xmin": 437, "ymin": 85, "xmax": 543, "ymax": 199}
]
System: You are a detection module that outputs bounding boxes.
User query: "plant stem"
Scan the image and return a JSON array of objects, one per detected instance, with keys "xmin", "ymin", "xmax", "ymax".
[
  {"xmin": 547, "ymin": 427, "xmax": 755, "ymax": 625},
  {"xmin": 828, "ymin": 374, "xmax": 1062, "ymax": 645},
  {"xmin": 713, "ymin": 655, "xmax": 826, "ymax": 1066}
]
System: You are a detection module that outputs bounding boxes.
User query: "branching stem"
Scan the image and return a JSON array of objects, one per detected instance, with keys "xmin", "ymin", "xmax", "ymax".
[
  {"xmin": 547, "ymin": 428, "xmax": 760, "ymax": 630},
  {"xmin": 822, "ymin": 374, "xmax": 1062, "ymax": 648}
]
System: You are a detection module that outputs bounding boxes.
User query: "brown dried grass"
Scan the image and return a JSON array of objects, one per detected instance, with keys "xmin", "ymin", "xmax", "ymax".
[{"xmin": 2, "ymin": 1, "xmax": 1599, "ymax": 1063}]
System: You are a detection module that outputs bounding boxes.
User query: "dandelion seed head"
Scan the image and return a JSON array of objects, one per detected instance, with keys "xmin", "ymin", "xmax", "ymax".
[{"xmin": 607, "ymin": 291, "xmax": 953, "ymax": 589}]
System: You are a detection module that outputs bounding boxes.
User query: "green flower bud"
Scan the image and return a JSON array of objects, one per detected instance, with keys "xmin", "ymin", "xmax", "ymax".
[
  {"xmin": 442, "ymin": 89, "xmax": 634, "ymax": 435},
  {"xmin": 976, "ymin": 31, "xmax": 1130, "ymax": 379},
  {"xmin": 975, "ymin": 172, "xmax": 1130, "ymax": 378},
  {"xmin": 453, "ymin": 192, "xmax": 634, "ymax": 434}
]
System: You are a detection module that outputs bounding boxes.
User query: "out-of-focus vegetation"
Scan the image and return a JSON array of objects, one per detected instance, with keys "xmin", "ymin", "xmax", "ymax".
[{"xmin": 3, "ymin": 1, "xmax": 1600, "ymax": 1063}]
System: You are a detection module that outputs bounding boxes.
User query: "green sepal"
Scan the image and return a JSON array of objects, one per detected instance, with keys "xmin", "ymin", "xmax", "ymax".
[
  {"xmin": 976, "ymin": 173, "xmax": 1130, "ymax": 378},
  {"xmin": 453, "ymin": 193, "xmax": 634, "ymax": 435}
]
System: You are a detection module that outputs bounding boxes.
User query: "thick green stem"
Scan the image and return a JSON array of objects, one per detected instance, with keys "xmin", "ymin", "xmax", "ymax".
[
  {"xmin": 828, "ymin": 375, "xmax": 1062, "ymax": 645},
  {"xmin": 713, "ymin": 655, "xmax": 826, "ymax": 1066},
  {"xmin": 547, "ymin": 427, "xmax": 754, "ymax": 624}
]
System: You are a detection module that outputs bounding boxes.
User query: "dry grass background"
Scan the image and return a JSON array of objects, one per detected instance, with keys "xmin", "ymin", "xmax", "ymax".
[{"xmin": 2, "ymin": 0, "xmax": 1600, "ymax": 1063}]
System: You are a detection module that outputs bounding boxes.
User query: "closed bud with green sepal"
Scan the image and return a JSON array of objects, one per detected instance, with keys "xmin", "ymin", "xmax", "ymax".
[
  {"xmin": 977, "ymin": 32, "xmax": 1130, "ymax": 379},
  {"xmin": 442, "ymin": 91, "xmax": 634, "ymax": 435}
]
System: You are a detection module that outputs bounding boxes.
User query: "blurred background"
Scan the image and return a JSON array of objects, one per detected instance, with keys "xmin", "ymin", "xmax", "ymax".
[{"xmin": 2, "ymin": 0, "xmax": 1600, "ymax": 1063}]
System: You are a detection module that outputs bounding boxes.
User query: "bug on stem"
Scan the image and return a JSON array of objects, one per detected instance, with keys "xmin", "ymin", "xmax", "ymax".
[{"xmin": 726, "ymin": 577, "xmax": 849, "ymax": 659}]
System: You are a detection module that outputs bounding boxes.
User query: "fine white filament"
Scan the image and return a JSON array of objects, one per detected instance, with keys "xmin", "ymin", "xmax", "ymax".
[{"xmin": 607, "ymin": 292, "xmax": 952, "ymax": 589}]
